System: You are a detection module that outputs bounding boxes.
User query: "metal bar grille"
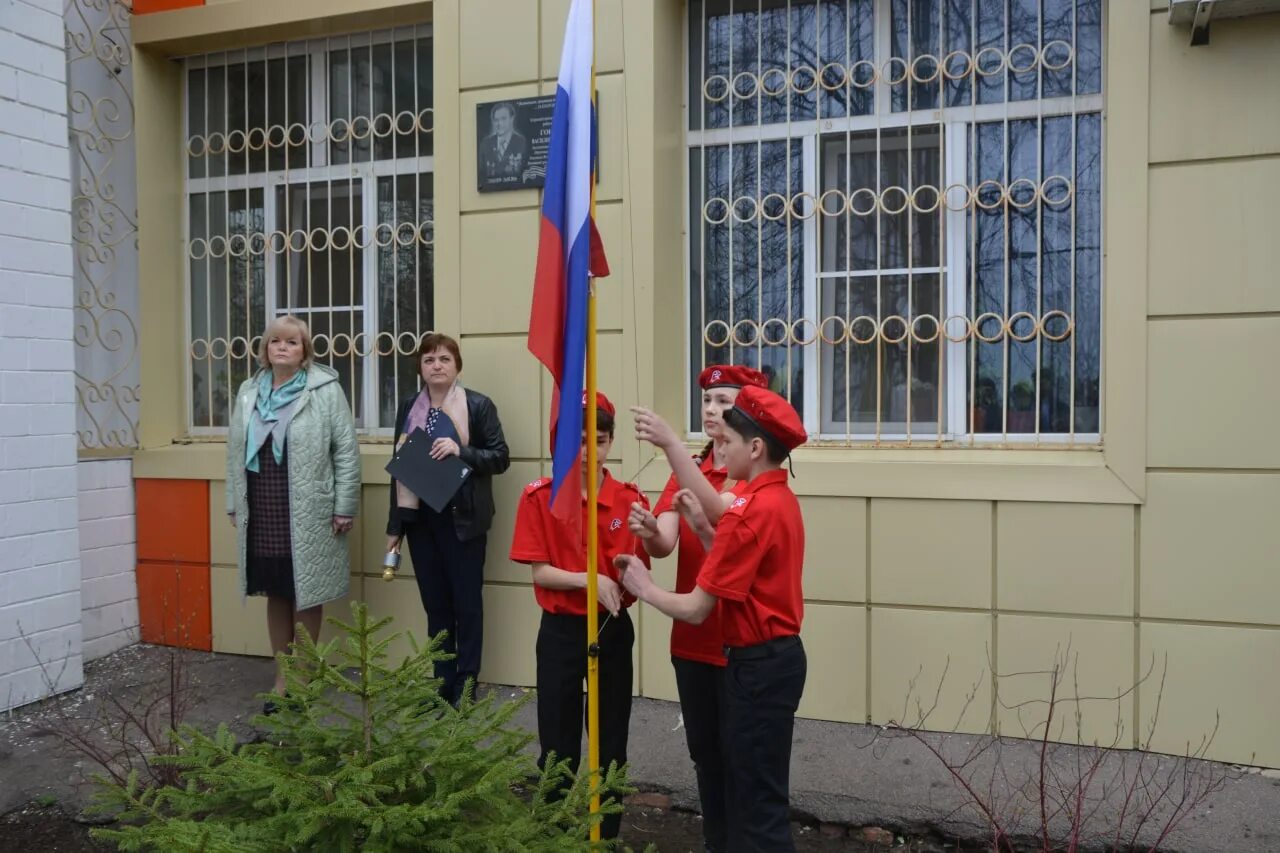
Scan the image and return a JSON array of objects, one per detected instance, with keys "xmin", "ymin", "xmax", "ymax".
[
  {"xmin": 183, "ymin": 28, "xmax": 434, "ymax": 432},
  {"xmin": 686, "ymin": 0, "xmax": 1103, "ymax": 447}
]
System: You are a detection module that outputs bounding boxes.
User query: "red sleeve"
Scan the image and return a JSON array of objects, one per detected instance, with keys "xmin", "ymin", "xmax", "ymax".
[
  {"xmin": 652, "ymin": 472, "xmax": 681, "ymax": 517},
  {"xmin": 696, "ymin": 499, "xmax": 760, "ymax": 603},
  {"xmin": 509, "ymin": 490, "xmax": 551, "ymax": 564}
]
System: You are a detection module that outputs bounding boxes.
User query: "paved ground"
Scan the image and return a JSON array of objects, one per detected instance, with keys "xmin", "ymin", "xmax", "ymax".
[{"xmin": 2, "ymin": 644, "xmax": 1277, "ymax": 852}]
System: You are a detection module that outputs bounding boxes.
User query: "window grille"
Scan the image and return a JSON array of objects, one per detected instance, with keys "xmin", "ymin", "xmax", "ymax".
[
  {"xmin": 687, "ymin": 0, "xmax": 1102, "ymax": 445},
  {"xmin": 184, "ymin": 27, "xmax": 433, "ymax": 432}
]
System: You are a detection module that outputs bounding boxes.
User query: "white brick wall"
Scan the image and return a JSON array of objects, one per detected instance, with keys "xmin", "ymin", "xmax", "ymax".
[
  {"xmin": 0, "ymin": 7, "xmax": 83, "ymax": 711},
  {"xmin": 77, "ymin": 458, "xmax": 137, "ymax": 660}
]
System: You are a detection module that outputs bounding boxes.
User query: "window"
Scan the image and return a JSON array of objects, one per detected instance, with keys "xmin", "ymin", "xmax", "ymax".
[
  {"xmin": 184, "ymin": 28, "xmax": 433, "ymax": 431},
  {"xmin": 687, "ymin": 0, "xmax": 1102, "ymax": 444}
]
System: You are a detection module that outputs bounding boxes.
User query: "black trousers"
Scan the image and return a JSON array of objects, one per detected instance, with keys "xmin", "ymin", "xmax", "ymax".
[
  {"xmin": 403, "ymin": 508, "xmax": 487, "ymax": 705},
  {"xmin": 673, "ymin": 657, "xmax": 729, "ymax": 852},
  {"xmin": 536, "ymin": 609, "xmax": 634, "ymax": 840},
  {"xmin": 722, "ymin": 636, "xmax": 807, "ymax": 853}
]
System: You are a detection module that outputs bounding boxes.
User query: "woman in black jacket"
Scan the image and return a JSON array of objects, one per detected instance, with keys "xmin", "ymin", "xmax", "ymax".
[{"xmin": 386, "ymin": 333, "xmax": 510, "ymax": 705}]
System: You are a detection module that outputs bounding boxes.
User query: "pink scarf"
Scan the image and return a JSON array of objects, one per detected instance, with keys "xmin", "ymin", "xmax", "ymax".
[{"xmin": 396, "ymin": 383, "xmax": 470, "ymax": 510}]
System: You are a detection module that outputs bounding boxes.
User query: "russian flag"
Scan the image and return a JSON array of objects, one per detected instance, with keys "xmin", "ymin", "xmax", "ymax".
[{"xmin": 528, "ymin": 0, "xmax": 609, "ymax": 532}]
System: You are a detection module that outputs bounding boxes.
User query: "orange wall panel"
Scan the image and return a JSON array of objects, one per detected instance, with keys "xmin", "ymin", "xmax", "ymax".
[
  {"xmin": 137, "ymin": 562, "xmax": 212, "ymax": 651},
  {"xmin": 136, "ymin": 478, "xmax": 210, "ymax": 564},
  {"xmin": 132, "ymin": 0, "xmax": 203, "ymax": 13}
]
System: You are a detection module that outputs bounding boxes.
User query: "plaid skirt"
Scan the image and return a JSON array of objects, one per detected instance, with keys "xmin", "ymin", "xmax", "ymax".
[{"xmin": 246, "ymin": 443, "xmax": 295, "ymax": 599}]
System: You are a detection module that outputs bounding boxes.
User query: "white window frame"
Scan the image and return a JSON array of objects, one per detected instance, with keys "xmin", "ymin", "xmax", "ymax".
[
  {"xmin": 682, "ymin": 0, "xmax": 1104, "ymax": 446},
  {"xmin": 183, "ymin": 27, "xmax": 434, "ymax": 436}
]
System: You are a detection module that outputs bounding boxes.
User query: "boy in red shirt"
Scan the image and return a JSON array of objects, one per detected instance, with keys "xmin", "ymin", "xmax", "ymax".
[
  {"xmin": 509, "ymin": 391, "xmax": 649, "ymax": 841},
  {"xmin": 627, "ymin": 364, "xmax": 768, "ymax": 853},
  {"xmin": 618, "ymin": 385, "xmax": 807, "ymax": 853}
]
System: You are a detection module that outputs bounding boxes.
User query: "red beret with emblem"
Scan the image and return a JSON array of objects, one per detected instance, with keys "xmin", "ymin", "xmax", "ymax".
[
  {"xmin": 582, "ymin": 389, "xmax": 615, "ymax": 417},
  {"xmin": 698, "ymin": 364, "xmax": 768, "ymax": 390},
  {"xmin": 731, "ymin": 385, "xmax": 807, "ymax": 451}
]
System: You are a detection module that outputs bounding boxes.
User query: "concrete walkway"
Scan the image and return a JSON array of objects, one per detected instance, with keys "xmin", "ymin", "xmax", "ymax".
[{"xmin": 1, "ymin": 645, "xmax": 1276, "ymax": 851}]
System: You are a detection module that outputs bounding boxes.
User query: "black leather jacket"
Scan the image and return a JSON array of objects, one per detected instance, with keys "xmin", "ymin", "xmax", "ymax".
[{"xmin": 386, "ymin": 388, "xmax": 510, "ymax": 542}]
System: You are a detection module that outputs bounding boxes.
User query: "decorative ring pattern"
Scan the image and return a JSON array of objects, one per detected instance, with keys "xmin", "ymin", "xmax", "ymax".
[
  {"xmin": 191, "ymin": 330, "xmax": 441, "ymax": 361},
  {"xmin": 698, "ymin": 179, "xmax": 1073, "ymax": 224},
  {"xmin": 698, "ymin": 45, "xmax": 1076, "ymax": 100},
  {"xmin": 188, "ymin": 221, "xmax": 436, "ymax": 257},
  {"xmin": 698, "ymin": 312, "xmax": 1077, "ymax": 347},
  {"xmin": 185, "ymin": 110, "xmax": 435, "ymax": 159}
]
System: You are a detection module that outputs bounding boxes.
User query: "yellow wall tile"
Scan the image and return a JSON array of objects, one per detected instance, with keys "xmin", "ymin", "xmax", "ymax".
[
  {"xmin": 1140, "ymin": 623, "xmax": 1280, "ymax": 767},
  {"xmin": 997, "ymin": 503, "xmax": 1133, "ymax": 617},
  {"xmin": 637, "ymin": 552, "xmax": 679, "ymax": 702},
  {"xmin": 1141, "ymin": 473, "xmax": 1280, "ymax": 625},
  {"xmin": 209, "ymin": 480, "xmax": 236, "ymax": 566},
  {"xmin": 1149, "ymin": 14, "xmax": 1280, "ymax": 164},
  {"xmin": 870, "ymin": 609, "xmax": 993, "ymax": 735},
  {"xmin": 459, "ymin": 84, "xmax": 541, "ymax": 212},
  {"xmin": 802, "ymin": 496, "xmax": 867, "ymax": 604},
  {"xmin": 480, "ymin": 582, "xmax": 540, "ymax": 687},
  {"xmin": 487, "ymin": 460, "xmax": 546, "ymax": 585},
  {"xmin": 540, "ymin": 0, "xmax": 624, "ymax": 77},
  {"xmin": 459, "ymin": 0, "xmax": 539, "ymax": 89},
  {"xmin": 211, "ymin": 564, "xmax": 271, "ymax": 657},
  {"xmin": 211, "ymin": 552, "xmax": 363, "ymax": 660},
  {"xmin": 800, "ymin": 603, "xmax": 865, "ymax": 724},
  {"xmin": 539, "ymin": 332, "xmax": 630, "ymax": 461},
  {"xmin": 1148, "ymin": 317, "xmax": 1280, "ymax": 469},
  {"xmin": 362, "ymin": 485, "xmax": 417, "ymax": 578},
  {"xmin": 460, "ymin": 209, "xmax": 540, "ymax": 335},
  {"xmin": 315, "ymin": 575, "xmax": 365, "ymax": 659},
  {"xmin": 362, "ymin": 575, "xmax": 430, "ymax": 666},
  {"xmin": 457, "ymin": 337, "xmax": 543, "ymax": 461},
  {"xmin": 996, "ymin": 615, "xmax": 1135, "ymax": 747},
  {"xmin": 1148, "ymin": 158, "xmax": 1280, "ymax": 316},
  {"xmin": 871, "ymin": 499, "xmax": 991, "ymax": 609},
  {"xmin": 593, "ymin": 73, "xmax": 625, "ymax": 203},
  {"xmin": 593, "ymin": 201, "xmax": 624, "ymax": 332}
]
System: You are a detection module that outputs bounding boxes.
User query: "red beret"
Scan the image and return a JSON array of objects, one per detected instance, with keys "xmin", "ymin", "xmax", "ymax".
[
  {"xmin": 732, "ymin": 385, "xmax": 807, "ymax": 451},
  {"xmin": 551, "ymin": 390, "xmax": 615, "ymax": 446},
  {"xmin": 698, "ymin": 364, "xmax": 768, "ymax": 390},
  {"xmin": 582, "ymin": 389, "xmax": 615, "ymax": 417}
]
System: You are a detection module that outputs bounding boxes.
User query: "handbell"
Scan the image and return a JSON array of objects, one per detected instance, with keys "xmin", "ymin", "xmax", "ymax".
[{"xmin": 382, "ymin": 548, "xmax": 401, "ymax": 581}]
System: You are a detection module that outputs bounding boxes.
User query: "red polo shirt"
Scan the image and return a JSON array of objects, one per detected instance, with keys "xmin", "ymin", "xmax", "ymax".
[
  {"xmin": 510, "ymin": 470, "xmax": 651, "ymax": 616},
  {"xmin": 697, "ymin": 468, "xmax": 804, "ymax": 648},
  {"xmin": 653, "ymin": 454, "xmax": 736, "ymax": 666}
]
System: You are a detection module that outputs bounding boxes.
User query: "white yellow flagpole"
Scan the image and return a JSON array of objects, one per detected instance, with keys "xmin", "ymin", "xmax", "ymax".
[{"xmin": 584, "ymin": 0, "xmax": 602, "ymax": 841}]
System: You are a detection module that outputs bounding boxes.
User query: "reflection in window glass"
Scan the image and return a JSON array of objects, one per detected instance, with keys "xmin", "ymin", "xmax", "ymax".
[
  {"xmin": 185, "ymin": 30, "xmax": 434, "ymax": 430},
  {"xmin": 687, "ymin": 0, "xmax": 1104, "ymax": 441}
]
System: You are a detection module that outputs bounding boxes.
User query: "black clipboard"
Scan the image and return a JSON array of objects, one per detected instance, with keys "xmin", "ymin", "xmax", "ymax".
[{"xmin": 386, "ymin": 427, "xmax": 472, "ymax": 513}]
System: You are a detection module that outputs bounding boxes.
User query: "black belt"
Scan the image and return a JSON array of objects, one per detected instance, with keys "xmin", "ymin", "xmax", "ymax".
[{"xmin": 723, "ymin": 634, "xmax": 801, "ymax": 662}]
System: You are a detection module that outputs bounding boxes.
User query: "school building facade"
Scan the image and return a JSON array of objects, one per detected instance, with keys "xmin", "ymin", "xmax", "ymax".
[{"xmin": 1, "ymin": 0, "xmax": 1277, "ymax": 769}]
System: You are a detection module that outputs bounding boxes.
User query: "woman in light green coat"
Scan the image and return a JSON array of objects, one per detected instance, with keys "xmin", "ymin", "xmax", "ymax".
[{"xmin": 225, "ymin": 315, "xmax": 360, "ymax": 711}]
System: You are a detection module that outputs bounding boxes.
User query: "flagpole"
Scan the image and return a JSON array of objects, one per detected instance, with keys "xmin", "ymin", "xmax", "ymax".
[{"xmin": 584, "ymin": 0, "xmax": 602, "ymax": 841}]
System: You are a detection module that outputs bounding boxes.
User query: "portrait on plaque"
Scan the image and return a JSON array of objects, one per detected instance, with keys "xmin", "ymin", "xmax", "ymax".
[
  {"xmin": 477, "ymin": 98, "xmax": 548, "ymax": 192},
  {"xmin": 476, "ymin": 95, "xmax": 601, "ymax": 193}
]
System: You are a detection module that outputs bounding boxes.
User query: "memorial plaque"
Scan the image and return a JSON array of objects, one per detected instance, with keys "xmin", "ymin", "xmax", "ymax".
[{"xmin": 475, "ymin": 95, "xmax": 601, "ymax": 192}]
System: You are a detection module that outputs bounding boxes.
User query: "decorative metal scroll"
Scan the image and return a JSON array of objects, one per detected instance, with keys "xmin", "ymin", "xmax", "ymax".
[{"xmin": 65, "ymin": 0, "xmax": 140, "ymax": 452}]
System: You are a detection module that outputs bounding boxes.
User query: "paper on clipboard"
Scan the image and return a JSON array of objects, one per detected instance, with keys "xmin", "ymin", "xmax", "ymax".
[{"xmin": 385, "ymin": 428, "xmax": 472, "ymax": 513}]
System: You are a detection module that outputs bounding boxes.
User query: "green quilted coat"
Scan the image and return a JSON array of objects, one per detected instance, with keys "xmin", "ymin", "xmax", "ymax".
[{"xmin": 225, "ymin": 365, "xmax": 360, "ymax": 610}]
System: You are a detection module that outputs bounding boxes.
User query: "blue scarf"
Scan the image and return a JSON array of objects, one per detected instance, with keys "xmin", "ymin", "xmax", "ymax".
[{"xmin": 245, "ymin": 369, "xmax": 307, "ymax": 473}]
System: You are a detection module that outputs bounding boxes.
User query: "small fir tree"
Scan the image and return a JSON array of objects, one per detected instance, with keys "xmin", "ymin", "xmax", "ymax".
[{"xmin": 88, "ymin": 603, "xmax": 630, "ymax": 852}]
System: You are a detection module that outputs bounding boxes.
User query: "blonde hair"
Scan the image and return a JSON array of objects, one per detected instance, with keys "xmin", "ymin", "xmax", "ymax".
[{"xmin": 257, "ymin": 315, "xmax": 314, "ymax": 370}]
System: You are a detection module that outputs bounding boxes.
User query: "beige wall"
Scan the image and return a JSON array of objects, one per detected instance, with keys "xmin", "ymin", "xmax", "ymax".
[{"xmin": 133, "ymin": 2, "xmax": 1280, "ymax": 768}]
